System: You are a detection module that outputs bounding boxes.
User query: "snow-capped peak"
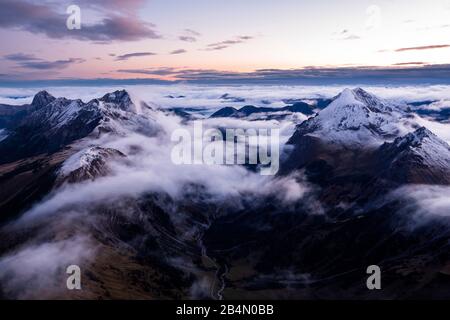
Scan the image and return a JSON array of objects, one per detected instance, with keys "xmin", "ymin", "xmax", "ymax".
[
  {"xmin": 93, "ymin": 90, "xmax": 158, "ymax": 136},
  {"xmin": 351, "ymin": 88, "xmax": 393, "ymax": 113},
  {"xmin": 324, "ymin": 88, "xmax": 392, "ymax": 115},
  {"xmin": 332, "ymin": 88, "xmax": 364, "ymax": 107},
  {"xmin": 290, "ymin": 88, "xmax": 413, "ymax": 148}
]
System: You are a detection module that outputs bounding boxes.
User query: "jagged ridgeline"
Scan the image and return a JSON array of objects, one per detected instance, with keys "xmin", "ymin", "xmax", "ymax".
[{"xmin": 0, "ymin": 90, "xmax": 158, "ymax": 164}]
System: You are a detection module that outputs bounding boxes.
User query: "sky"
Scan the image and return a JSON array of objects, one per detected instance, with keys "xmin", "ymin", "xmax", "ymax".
[{"xmin": 1, "ymin": 0, "xmax": 450, "ymax": 83}]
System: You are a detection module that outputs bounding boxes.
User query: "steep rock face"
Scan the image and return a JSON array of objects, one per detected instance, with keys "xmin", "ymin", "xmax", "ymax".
[
  {"xmin": 0, "ymin": 148, "xmax": 74, "ymax": 225},
  {"xmin": 57, "ymin": 146, "xmax": 126, "ymax": 185},
  {"xmin": 30, "ymin": 90, "xmax": 56, "ymax": 110},
  {"xmin": 0, "ymin": 91, "xmax": 56, "ymax": 131},
  {"xmin": 376, "ymin": 127, "xmax": 450, "ymax": 184},
  {"xmin": 100, "ymin": 90, "xmax": 135, "ymax": 112}
]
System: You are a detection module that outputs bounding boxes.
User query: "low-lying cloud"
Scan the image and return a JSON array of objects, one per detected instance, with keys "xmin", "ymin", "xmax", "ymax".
[
  {"xmin": 387, "ymin": 184, "xmax": 450, "ymax": 229},
  {"xmin": 0, "ymin": 236, "xmax": 95, "ymax": 299},
  {"xmin": 19, "ymin": 111, "xmax": 310, "ymax": 222}
]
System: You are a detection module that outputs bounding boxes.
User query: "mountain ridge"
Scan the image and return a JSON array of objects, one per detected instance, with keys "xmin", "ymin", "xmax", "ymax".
[{"xmin": 0, "ymin": 90, "xmax": 157, "ymax": 164}]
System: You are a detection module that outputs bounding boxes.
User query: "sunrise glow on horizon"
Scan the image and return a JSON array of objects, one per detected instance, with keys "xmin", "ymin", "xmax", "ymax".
[{"xmin": 1, "ymin": 0, "xmax": 450, "ymax": 81}]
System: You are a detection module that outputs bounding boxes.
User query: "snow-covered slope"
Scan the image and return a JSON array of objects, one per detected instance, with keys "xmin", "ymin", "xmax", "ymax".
[
  {"xmin": 0, "ymin": 129, "xmax": 7, "ymax": 142},
  {"xmin": 58, "ymin": 146, "xmax": 126, "ymax": 184},
  {"xmin": 25, "ymin": 90, "xmax": 157, "ymax": 136},
  {"xmin": 94, "ymin": 91, "xmax": 158, "ymax": 136},
  {"xmin": 289, "ymin": 88, "xmax": 415, "ymax": 147},
  {"xmin": 25, "ymin": 97, "xmax": 101, "ymax": 129},
  {"xmin": 376, "ymin": 127, "xmax": 450, "ymax": 184},
  {"xmin": 390, "ymin": 127, "xmax": 450, "ymax": 168}
]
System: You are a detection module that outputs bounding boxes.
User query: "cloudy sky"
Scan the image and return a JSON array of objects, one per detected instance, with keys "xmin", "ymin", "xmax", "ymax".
[{"xmin": 1, "ymin": 0, "xmax": 450, "ymax": 82}]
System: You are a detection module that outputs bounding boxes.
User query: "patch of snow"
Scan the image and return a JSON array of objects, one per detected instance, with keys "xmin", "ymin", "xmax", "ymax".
[
  {"xmin": 0, "ymin": 129, "xmax": 8, "ymax": 142},
  {"xmin": 52, "ymin": 100, "xmax": 83, "ymax": 127},
  {"xmin": 60, "ymin": 147, "xmax": 105, "ymax": 175},
  {"xmin": 96, "ymin": 100, "xmax": 158, "ymax": 136}
]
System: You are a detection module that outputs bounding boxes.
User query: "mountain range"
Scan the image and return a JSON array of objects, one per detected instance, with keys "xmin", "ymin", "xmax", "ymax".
[
  {"xmin": 0, "ymin": 88, "xmax": 449, "ymax": 299},
  {"xmin": 210, "ymin": 101, "xmax": 316, "ymax": 120}
]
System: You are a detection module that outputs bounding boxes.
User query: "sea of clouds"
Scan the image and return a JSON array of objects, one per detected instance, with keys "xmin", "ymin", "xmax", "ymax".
[
  {"xmin": 1, "ymin": 84, "xmax": 450, "ymax": 298},
  {"xmin": 2, "ymin": 83, "xmax": 450, "ymax": 110}
]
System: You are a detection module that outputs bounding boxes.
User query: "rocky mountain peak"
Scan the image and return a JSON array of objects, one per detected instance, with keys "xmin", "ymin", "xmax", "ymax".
[
  {"xmin": 394, "ymin": 126, "xmax": 441, "ymax": 149},
  {"xmin": 31, "ymin": 90, "xmax": 55, "ymax": 109},
  {"xmin": 329, "ymin": 88, "xmax": 391, "ymax": 113},
  {"xmin": 100, "ymin": 90, "xmax": 135, "ymax": 112},
  {"xmin": 288, "ymin": 88, "xmax": 408, "ymax": 147}
]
